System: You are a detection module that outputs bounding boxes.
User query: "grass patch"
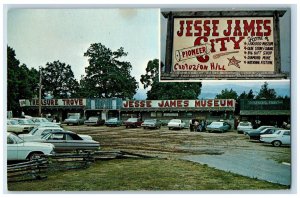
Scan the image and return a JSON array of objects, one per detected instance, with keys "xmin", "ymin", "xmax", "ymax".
[{"xmin": 7, "ymin": 158, "xmax": 288, "ymax": 191}]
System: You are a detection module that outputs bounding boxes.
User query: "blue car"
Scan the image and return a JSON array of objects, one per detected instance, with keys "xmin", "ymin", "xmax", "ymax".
[
  {"xmin": 206, "ymin": 121, "xmax": 231, "ymax": 133},
  {"xmin": 105, "ymin": 118, "xmax": 122, "ymax": 127}
]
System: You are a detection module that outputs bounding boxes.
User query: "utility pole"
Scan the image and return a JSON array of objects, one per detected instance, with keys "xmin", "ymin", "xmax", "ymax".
[{"xmin": 38, "ymin": 66, "xmax": 43, "ymax": 117}]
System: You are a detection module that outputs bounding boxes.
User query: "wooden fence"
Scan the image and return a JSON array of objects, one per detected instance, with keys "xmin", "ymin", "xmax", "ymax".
[{"xmin": 7, "ymin": 150, "xmax": 156, "ymax": 182}]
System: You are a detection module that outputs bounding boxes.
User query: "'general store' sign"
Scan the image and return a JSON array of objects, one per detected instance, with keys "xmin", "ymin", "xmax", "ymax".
[
  {"xmin": 123, "ymin": 99, "xmax": 235, "ymax": 109},
  {"xmin": 19, "ymin": 98, "xmax": 86, "ymax": 107},
  {"xmin": 172, "ymin": 17, "xmax": 274, "ymax": 72}
]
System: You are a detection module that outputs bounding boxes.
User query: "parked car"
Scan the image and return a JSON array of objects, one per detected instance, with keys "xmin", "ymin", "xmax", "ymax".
[
  {"xmin": 7, "ymin": 119, "xmax": 34, "ymax": 134},
  {"xmin": 38, "ymin": 131, "xmax": 100, "ymax": 152},
  {"xmin": 84, "ymin": 116, "xmax": 105, "ymax": 126},
  {"xmin": 123, "ymin": 118, "xmax": 143, "ymax": 128},
  {"xmin": 18, "ymin": 127, "xmax": 64, "ymax": 142},
  {"xmin": 260, "ymin": 129, "xmax": 291, "ymax": 147},
  {"xmin": 244, "ymin": 125, "xmax": 275, "ymax": 135},
  {"xmin": 105, "ymin": 117, "xmax": 122, "ymax": 127},
  {"xmin": 11, "ymin": 118, "xmax": 38, "ymax": 128},
  {"xmin": 206, "ymin": 121, "xmax": 231, "ymax": 133},
  {"xmin": 7, "ymin": 132, "xmax": 55, "ymax": 161},
  {"xmin": 64, "ymin": 115, "xmax": 84, "ymax": 125},
  {"xmin": 247, "ymin": 127, "xmax": 282, "ymax": 140},
  {"xmin": 237, "ymin": 121, "xmax": 253, "ymax": 134},
  {"xmin": 167, "ymin": 119, "xmax": 185, "ymax": 130},
  {"xmin": 141, "ymin": 119, "xmax": 162, "ymax": 129},
  {"xmin": 31, "ymin": 117, "xmax": 61, "ymax": 127}
]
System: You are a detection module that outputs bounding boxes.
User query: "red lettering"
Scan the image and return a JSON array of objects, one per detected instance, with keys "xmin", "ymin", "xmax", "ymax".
[
  {"xmin": 158, "ymin": 100, "xmax": 164, "ymax": 108},
  {"xmin": 227, "ymin": 100, "xmax": 233, "ymax": 107},
  {"xmin": 223, "ymin": 20, "xmax": 232, "ymax": 36},
  {"xmin": 214, "ymin": 99, "xmax": 219, "ymax": 107},
  {"xmin": 123, "ymin": 101, "xmax": 129, "ymax": 108},
  {"xmin": 140, "ymin": 101, "xmax": 145, "ymax": 108},
  {"xmin": 170, "ymin": 100, "xmax": 176, "ymax": 107},
  {"xmin": 186, "ymin": 20, "xmax": 193, "ymax": 36},
  {"xmin": 256, "ymin": 20, "xmax": 263, "ymax": 36},
  {"xmin": 177, "ymin": 100, "xmax": 182, "ymax": 107},
  {"xmin": 220, "ymin": 100, "xmax": 226, "ymax": 107},
  {"xmin": 79, "ymin": 99, "xmax": 83, "ymax": 106},
  {"xmin": 129, "ymin": 101, "xmax": 134, "ymax": 108},
  {"xmin": 146, "ymin": 101, "xmax": 152, "ymax": 107},
  {"xmin": 177, "ymin": 20, "xmax": 184, "ymax": 37},
  {"xmin": 194, "ymin": 37, "xmax": 209, "ymax": 63},
  {"xmin": 243, "ymin": 20, "xmax": 255, "ymax": 36},
  {"xmin": 184, "ymin": 100, "xmax": 189, "ymax": 107},
  {"xmin": 263, "ymin": 20, "xmax": 271, "ymax": 36},
  {"xmin": 134, "ymin": 101, "xmax": 139, "ymax": 108},
  {"xmin": 207, "ymin": 100, "xmax": 212, "ymax": 107}
]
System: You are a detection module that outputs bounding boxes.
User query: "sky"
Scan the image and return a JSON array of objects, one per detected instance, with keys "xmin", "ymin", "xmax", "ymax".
[
  {"xmin": 7, "ymin": 8, "xmax": 159, "ymax": 98},
  {"xmin": 7, "ymin": 6, "xmax": 291, "ymax": 100}
]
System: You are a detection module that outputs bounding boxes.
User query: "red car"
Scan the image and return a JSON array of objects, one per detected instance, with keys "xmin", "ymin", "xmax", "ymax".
[{"xmin": 124, "ymin": 118, "xmax": 143, "ymax": 128}]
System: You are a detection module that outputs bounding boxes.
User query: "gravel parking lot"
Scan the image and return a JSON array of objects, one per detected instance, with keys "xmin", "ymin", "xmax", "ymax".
[{"xmin": 63, "ymin": 124, "xmax": 291, "ymax": 185}]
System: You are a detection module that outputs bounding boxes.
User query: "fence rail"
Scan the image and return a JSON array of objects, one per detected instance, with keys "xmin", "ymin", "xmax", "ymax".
[{"xmin": 7, "ymin": 150, "xmax": 156, "ymax": 182}]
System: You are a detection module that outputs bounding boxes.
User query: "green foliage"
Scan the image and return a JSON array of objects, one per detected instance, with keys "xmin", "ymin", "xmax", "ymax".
[
  {"xmin": 41, "ymin": 61, "xmax": 79, "ymax": 98},
  {"xmin": 140, "ymin": 60, "xmax": 202, "ymax": 99},
  {"xmin": 238, "ymin": 89, "xmax": 255, "ymax": 100},
  {"xmin": 81, "ymin": 43, "xmax": 138, "ymax": 99},
  {"xmin": 215, "ymin": 88, "xmax": 238, "ymax": 100},
  {"xmin": 7, "ymin": 46, "xmax": 39, "ymax": 113},
  {"xmin": 256, "ymin": 82, "xmax": 277, "ymax": 99}
]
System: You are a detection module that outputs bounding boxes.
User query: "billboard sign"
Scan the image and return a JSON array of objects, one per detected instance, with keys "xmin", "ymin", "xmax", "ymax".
[{"xmin": 173, "ymin": 17, "xmax": 274, "ymax": 72}]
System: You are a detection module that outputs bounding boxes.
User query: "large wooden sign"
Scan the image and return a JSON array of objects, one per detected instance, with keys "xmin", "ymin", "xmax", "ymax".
[{"xmin": 161, "ymin": 10, "xmax": 287, "ymax": 80}]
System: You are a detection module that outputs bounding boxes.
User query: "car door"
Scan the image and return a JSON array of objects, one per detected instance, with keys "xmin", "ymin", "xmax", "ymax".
[
  {"xmin": 7, "ymin": 135, "xmax": 19, "ymax": 160},
  {"xmin": 43, "ymin": 133, "xmax": 65, "ymax": 152},
  {"xmin": 281, "ymin": 131, "xmax": 291, "ymax": 144}
]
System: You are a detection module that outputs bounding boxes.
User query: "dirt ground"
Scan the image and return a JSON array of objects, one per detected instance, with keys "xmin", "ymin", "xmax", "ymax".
[{"xmin": 62, "ymin": 124, "xmax": 291, "ymax": 160}]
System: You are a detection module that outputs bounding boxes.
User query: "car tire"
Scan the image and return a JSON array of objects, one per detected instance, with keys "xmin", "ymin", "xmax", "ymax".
[
  {"xmin": 27, "ymin": 152, "xmax": 43, "ymax": 161},
  {"xmin": 169, "ymin": 127, "xmax": 171, "ymax": 130},
  {"xmin": 272, "ymin": 140, "xmax": 282, "ymax": 147}
]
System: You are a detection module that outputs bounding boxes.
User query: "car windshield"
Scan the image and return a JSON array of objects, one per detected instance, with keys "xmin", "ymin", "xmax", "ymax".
[
  {"xmin": 38, "ymin": 118, "xmax": 49, "ymax": 122},
  {"xmin": 89, "ymin": 117, "xmax": 98, "ymax": 121},
  {"xmin": 68, "ymin": 115, "xmax": 79, "ymax": 119},
  {"xmin": 7, "ymin": 120, "xmax": 18, "ymax": 125},
  {"xmin": 127, "ymin": 118, "xmax": 137, "ymax": 122},
  {"xmin": 108, "ymin": 118, "xmax": 118, "ymax": 122},
  {"xmin": 8, "ymin": 133, "xmax": 24, "ymax": 144},
  {"xmin": 144, "ymin": 119, "xmax": 155, "ymax": 123},
  {"xmin": 210, "ymin": 122, "xmax": 223, "ymax": 126},
  {"xmin": 170, "ymin": 119, "xmax": 181, "ymax": 123},
  {"xmin": 19, "ymin": 119, "xmax": 35, "ymax": 124},
  {"xmin": 29, "ymin": 127, "xmax": 39, "ymax": 135},
  {"xmin": 239, "ymin": 122, "xmax": 250, "ymax": 126}
]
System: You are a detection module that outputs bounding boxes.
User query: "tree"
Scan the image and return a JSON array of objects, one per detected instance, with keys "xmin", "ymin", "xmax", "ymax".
[
  {"xmin": 7, "ymin": 46, "xmax": 20, "ymax": 112},
  {"xmin": 41, "ymin": 60, "xmax": 79, "ymax": 98},
  {"xmin": 7, "ymin": 46, "xmax": 39, "ymax": 115},
  {"xmin": 256, "ymin": 82, "xmax": 277, "ymax": 99},
  {"xmin": 215, "ymin": 88, "xmax": 238, "ymax": 100},
  {"xmin": 140, "ymin": 60, "xmax": 202, "ymax": 99},
  {"xmin": 82, "ymin": 43, "xmax": 138, "ymax": 99},
  {"xmin": 238, "ymin": 89, "xmax": 255, "ymax": 100}
]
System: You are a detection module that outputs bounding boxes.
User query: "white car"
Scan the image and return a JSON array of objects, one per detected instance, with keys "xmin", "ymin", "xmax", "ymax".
[
  {"xmin": 167, "ymin": 119, "xmax": 185, "ymax": 130},
  {"xmin": 260, "ymin": 129, "xmax": 291, "ymax": 147},
  {"xmin": 7, "ymin": 132, "xmax": 55, "ymax": 161},
  {"xmin": 19, "ymin": 127, "xmax": 64, "ymax": 142},
  {"xmin": 7, "ymin": 119, "xmax": 34, "ymax": 134},
  {"xmin": 11, "ymin": 118, "xmax": 38, "ymax": 128},
  {"xmin": 237, "ymin": 122, "xmax": 253, "ymax": 134},
  {"xmin": 31, "ymin": 117, "xmax": 61, "ymax": 127}
]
